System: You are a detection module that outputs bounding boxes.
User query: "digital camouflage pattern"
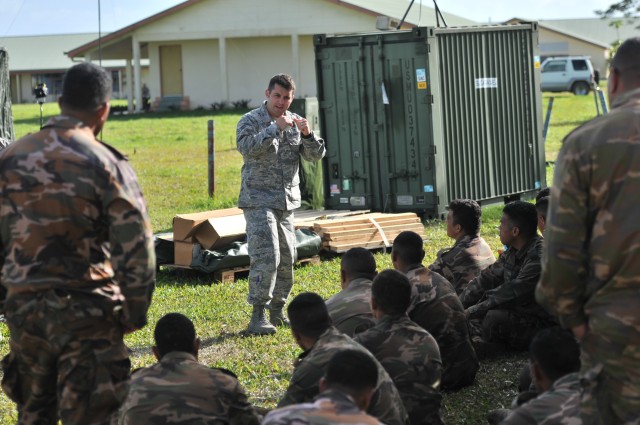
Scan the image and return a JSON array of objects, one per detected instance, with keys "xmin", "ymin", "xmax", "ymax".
[
  {"xmin": 405, "ymin": 266, "xmax": 479, "ymax": 391},
  {"xmin": 500, "ymin": 373, "xmax": 582, "ymax": 425},
  {"xmin": 537, "ymin": 88, "xmax": 640, "ymax": 425},
  {"xmin": 118, "ymin": 351, "xmax": 260, "ymax": 425},
  {"xmin": 236, "ymin": 102, "xmax": 325, "ymax": 211},
  {"xmin": 325, "ymin": 277, "xmax": 376, "ymax": 337},
  {"xmin": 243, "ymin": 207, "xmax": 295, "ymax": 307},
  {"xmin": 429, "ymin": 234, "xmax": 496, "ymax": 294},
  {"xmin": 264, "ymin": 389, "xmax": 383, "ymax": 425},
  {"xmin": 355, "ymin": 314, "xmax": 444, "ymax": 425},
  {"xmin": 0, "ymin": 115, "xmax": 156, "ymax": 424},
  {"xmin": 237, "ymin": 103, "xmax": 325, "ymax": 307},
  {"xmin": 278, "ymin": 327, "xmax": 409, "ymax": 425}
]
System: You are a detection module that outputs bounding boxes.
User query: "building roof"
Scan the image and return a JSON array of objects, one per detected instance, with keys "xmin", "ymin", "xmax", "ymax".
[
  {"xmin": 539, "ymin": 17, "xmax": 640, "ymax": 46},
  {"xmin": 0, "ymin": 32, "xmax": 132, "ymax": 72},
  {"xmin": 504, "ymin": 18, "xmax": 610, "ymax": 49},
  {"xmin": 67, "ymin": 0, "xmax": 478, "ymax": 59}
]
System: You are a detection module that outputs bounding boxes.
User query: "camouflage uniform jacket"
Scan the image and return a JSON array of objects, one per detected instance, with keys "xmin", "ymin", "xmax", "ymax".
[
  {"xmin": 0, "ymin": 115, "xmax": 155, "ymax": 328},
  {"xmin": 536, "ymin": 88, "xmax": 640, "ymax": 382},
  {"xmin": 404, "ymin": 266, "xmax": 479, "ymax": 391},
  {"xmin": 461, "ymin": 236, "xmax": 549, "ymax": 320},
  {"xmin": 119, "ymin": 351, "xmax": 260, "ymax": 425},
  {"xmin": 429, "ymin": 234, "xmax": 496, "ymax": 294},
  {"xmin": 264, "ymin": 389, "xmax": 383, "ymax": 425},
  {"xmin": 236, "ymin": 102, "xmax": 325, "ymax": 210},
  {"xmin": 278, "ymin": 326, "xmax": 409, "ymax": 425},
  {"xmin": 355, "ymin": 314, "xmax": 444, "ymax": 425},
  {"xmin": 325, "ymin": 277, "xmax": 376, "ymax": 337},
  {"xmin": 500, "ymin": 373, "xmax": 581, "ymax": 425}
]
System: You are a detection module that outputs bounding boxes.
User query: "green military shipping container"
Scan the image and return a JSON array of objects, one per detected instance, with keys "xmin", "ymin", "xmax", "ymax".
[{"xmin": 314, "ymin": 24, "xmax": 545, "ymax": 217}]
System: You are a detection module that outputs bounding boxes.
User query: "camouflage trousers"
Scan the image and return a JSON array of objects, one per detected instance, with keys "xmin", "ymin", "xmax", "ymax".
[
  {"xmin": 1, "ymin": 290, "xmax": 131, "ymax": 425},
  {"xmin": 243, "ymin": 207, "xmax": 296, "ymax": 308},
  {"xmin": 470, "ymin": 309, "xmax": 554, "ymax": 351},
  {"xmin": 579, "ymin": 330, "xmax": 640, "ymax": 425}
]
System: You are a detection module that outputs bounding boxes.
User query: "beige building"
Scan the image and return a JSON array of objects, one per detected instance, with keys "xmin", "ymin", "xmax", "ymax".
[
  {"xmin": 0, "ymin": 33, "xmax": 148, "ymax": 104},
  {"xmin": 66, "ymin": 0, "xmax": 476, "ymax": 112}
]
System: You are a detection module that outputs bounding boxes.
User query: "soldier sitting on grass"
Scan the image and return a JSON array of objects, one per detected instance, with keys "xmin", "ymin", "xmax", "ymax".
[
  {"xmin": 118, "ymin": 313, "xmax": 260, "ymax": 425},
  {"xmin": 489, "ymin": 327, "xmax": 581, "ymax": 425},
  {"xmin": 428, "ymin": 199, "xmax": 496, "ymax": 294},
  {"xmin": 535, "ymin": 188, "xmax": 550, "ymax": 234},
  {"xmin": 392, "ymin": 231, "xmax": 479, "ymax": 391},
  {"xmin": 263, "ymin": 350, "xmax": 384, "ymax": 425},
  {"xmin": 278, "ymin": 292, "xmax": 409, "ymax": 425},
  {"xmin": 355, "ymin": 269, "xmax": 444, "ymax": 425},
  {"xmin": 460, "ymin": 201, "xmax": 555, "ymax": 358},
  {"xmin": 325, "ymin": 247, "xmax": 377, "ymax": 337}
]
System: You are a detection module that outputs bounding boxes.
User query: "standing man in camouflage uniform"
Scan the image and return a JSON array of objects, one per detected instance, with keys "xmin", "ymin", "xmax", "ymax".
[
  {"xmin": 355, "ymin": 269, "xmax": 443, "ymax": 425},
  {"xmin": 499, "ymin": 327, "xmax": 582, "ymax": 425},
  {"xmin": 325, "ymin": 247, "xmax": 377, "ymax": 337},
  {"xmin": 461, "ymin": 201, "xmax": 553, "ymax": 356},
  {"xmin": 429, "ymin": 199, "xmax": 496, "ymax": 294},
  {"xmin": 536, "ymin": 37, "xmax": 640, "ymax": 425},
  {"xmin": 279, "ymin": 292, "xmax": 409, "ymax": 425},
  {"xmin": 237, "ymin": 74, "xmax": 326, "ymax": 335},
  {"xmin": 392, "ymin": 231, "xmax": 479, "ymax": 391},
  {"xmin": 0, "ymin": 62, "xmax": 155, "ymax": 424},
  {"xmin": 263, "ymin": 350, "xmax": 383, "ymax": 425},
  {"xmin": 118, "ymin": 313, "xmax": 260, "ymax": 425}
]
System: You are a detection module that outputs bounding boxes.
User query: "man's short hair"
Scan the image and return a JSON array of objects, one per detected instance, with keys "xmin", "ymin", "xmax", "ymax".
[
  {"xmin": 611, "ymin": 37, "xmax": 640, "ymax": 84},
  {"xmin": 503, "ymin": 201, "xmax": 538, "ymax": 239},
  {"xmin": 154, "ymin": 313, "xmax": 196, "ymax": 357},
  {"xmin": 60, "ymin": 62, "xmax": 112, "ymax": 111},
  {"xmin": 325, "ymin": 350, "xmax": 378, "ymax": 394},
  {"xmin": 535, "ymin": 187, "xmax": 551, "ymax": 219},
  {"xmin": 371, "ymin": 269, "xmax": 412, "ymax": 315},
  {"xmin": 288, "ymin": 292, "xmax": 332, "ymax": 339},
  {"xmin": 530, "ymin": 327, "xmax": 580, "ymax": 383},
  {"xmin": 341, "ymin": 247, "xmax": 376, "ymax": 279},
  {"xmin": 448, "ymin": 199, "xmax": 482, "ymax": 236},
  {"xmin": 392, "ymin": 231, "xmax": 424, "ymax": 265},
  {"xmin": 268, "ymin": 74, "xmax": 296, "ymax": 92}
]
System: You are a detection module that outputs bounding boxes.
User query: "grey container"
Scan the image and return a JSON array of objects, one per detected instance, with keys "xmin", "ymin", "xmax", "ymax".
[{"xmin": 314, "ymin": 24, "xmax": 545, "ymax": 217}]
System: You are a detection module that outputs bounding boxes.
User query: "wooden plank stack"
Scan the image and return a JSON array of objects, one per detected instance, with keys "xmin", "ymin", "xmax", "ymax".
[{"xmin": 313, "ymin": 212, "xmax": 426, "ymax": 253}]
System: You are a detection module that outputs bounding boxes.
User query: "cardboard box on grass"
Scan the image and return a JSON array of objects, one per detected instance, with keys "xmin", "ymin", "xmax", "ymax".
[{"xmin": 172, "ymin": 208, "xmax": 246, "ymax": 265}]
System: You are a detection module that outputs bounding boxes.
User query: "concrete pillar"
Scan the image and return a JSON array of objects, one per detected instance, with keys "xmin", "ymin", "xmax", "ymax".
[
  {"xmin": 133, "ymin": 37, "xmax": 142, "ymax": 113},
  {"xmin": 219, "ymin": 37, "xmax": 228, "ymax": 101},
  {"xmin": 291, "ymin": 33, "xmax": 299, "ymax": 84},
  {"xmin": 126, "ymin": 59, "xmax": 134, "ymax": 113}
]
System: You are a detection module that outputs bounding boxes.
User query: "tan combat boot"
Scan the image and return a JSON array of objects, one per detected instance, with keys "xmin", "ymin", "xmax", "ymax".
[{"xmin": 248, "ymin": 305, "xmax": 276, "ymax": 335}]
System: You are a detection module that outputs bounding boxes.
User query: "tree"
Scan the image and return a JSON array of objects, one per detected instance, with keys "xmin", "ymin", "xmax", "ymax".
[{"xmin": 596, "ymin": 0, "xmax": 640, "ymax": 19}]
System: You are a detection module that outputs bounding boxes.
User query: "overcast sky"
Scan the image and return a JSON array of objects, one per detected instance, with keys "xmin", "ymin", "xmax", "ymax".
[{"xmin": 0, "ymin": 0, "xmax": 621, "ymax": 37}]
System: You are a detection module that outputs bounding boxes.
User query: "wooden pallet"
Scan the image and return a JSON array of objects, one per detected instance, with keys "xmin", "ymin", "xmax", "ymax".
[{"xmin": 213, "ymin": 255, "xmax": 321, "ymax": 284}]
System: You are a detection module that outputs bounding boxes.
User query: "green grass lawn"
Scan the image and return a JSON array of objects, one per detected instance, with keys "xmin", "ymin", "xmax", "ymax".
[{"xmin": 0, "ymin": 89, "xmax": 605, "ymax": 423}]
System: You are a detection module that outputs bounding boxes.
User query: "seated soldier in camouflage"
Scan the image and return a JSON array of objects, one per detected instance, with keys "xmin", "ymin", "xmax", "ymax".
[
  {"xmin": 497, "ymin": 327, "xmax": 581, "ymax": 425},
  {"xmin": 460, "ymin": 201, "xmax": 555, "ymax": 357},
  {"xmin": 534, "ymin": 188, "xmax": 550, "ymax": 234},
  {"xmin": 263, "ymin": 350, "xmax": 383, "ymax": 425},
  {"xmin": 118, "ymin": 313, "xmax": 260, "ymax": 425},
  {"xmin": 325, "ymin": 247, "xmax": 377, "ymax": 337},
  {"xmin": 355, "ymin": 269, "xmax": 444, "ymax": 425},
  {"xmin": 279, "ymin": 292, "xmax": 409, "ymax": 425},
  {"xmin": 392, "ymin": 231, "xmax": 479, "ymax": 391},
  {"xmin": 429, "ymin": 199, "xmax": 496, "ymax": 294}
]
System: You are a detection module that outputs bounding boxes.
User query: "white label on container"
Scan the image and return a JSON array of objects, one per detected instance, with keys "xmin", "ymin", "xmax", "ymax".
[
  {"xmin": 381, "ymin": 83, "xmax": 390, "ymax": 105},
  {"xmin": 475, "ymin": 78, "xmax": 498, "ymax": 89},
  {"xmin": 416, "ymin": 69, "xmax": 426, "ymax": 82},
  {"xmin": 340, "ymin": 197, "xmax": 349, "ymax": 204},
  {"xmin": 350, "ymin": 196, "xmax": 366, "ymax": 207},
  {"xmin": 397, "ymin": 195, "xmax": 413, "ymax": 206}
]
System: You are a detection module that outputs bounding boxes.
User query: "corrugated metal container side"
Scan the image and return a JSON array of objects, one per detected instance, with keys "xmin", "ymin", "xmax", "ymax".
[{"xmin": 314, "ymin": 24, "xmax": 545, "ymax": 217}]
